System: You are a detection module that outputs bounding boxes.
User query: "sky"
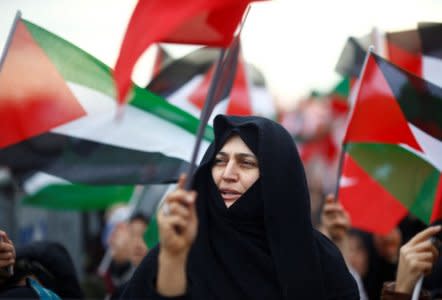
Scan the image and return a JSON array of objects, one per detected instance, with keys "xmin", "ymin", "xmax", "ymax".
[{"xmin": 0, "ymin": 0, "xmax": 441, "ymax": 110}]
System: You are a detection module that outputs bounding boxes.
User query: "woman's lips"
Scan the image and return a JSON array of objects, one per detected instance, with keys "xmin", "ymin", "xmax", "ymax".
[{"xmin": 220, "ymin": 189, "xmax": 241, "ymax": 202}]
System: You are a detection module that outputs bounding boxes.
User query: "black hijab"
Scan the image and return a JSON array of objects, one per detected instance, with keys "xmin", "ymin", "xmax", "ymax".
[{"xmin": 122, "ymin": 115, "xmax": 358, "ymax": 300}]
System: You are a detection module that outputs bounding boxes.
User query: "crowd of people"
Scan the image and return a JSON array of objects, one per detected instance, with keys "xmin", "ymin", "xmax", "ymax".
[{"xmin": 0, "ymin": 115, "xmax": 441, "ymax": 299}]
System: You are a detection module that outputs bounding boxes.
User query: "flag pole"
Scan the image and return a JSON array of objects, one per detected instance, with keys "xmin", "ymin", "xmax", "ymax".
[
  {"xmin": 333, "ymin": 45, "xmax": 374, "ymax": 201},
  {"xmin": 182, "ymin": 6, "xmax": 251, "ymax": 190},
  {"xmin": 411, "ymin": 276, "xmax": 423, "ymax": 300},
  {"xmin": 183, "ymin": 48, "xmax": 226, "ymax": 190},
  {"xmin": 0, "ymin": 10, "xmax": 21, "ymax": 71}
]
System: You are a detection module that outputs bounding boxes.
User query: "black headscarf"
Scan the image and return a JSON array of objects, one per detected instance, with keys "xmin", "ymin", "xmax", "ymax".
[{"xmin": 122, "ymin": 115, "xmax": 358, "ymax": 300}]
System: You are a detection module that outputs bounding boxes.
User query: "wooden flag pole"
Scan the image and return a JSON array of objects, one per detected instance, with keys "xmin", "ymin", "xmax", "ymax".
[
  {"xmin": 333, "ymin": 45, "xmax": 374, "ymax": 201},
  {"xmin": 0, "ymin": 11, "xmax": 21, "ymax": 71}
]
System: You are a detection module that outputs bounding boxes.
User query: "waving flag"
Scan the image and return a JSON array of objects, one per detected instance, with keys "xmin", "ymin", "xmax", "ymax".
[
  {"xmin": 383, "ymin": 22, "xmax": 442, "ymax": 86},
  {"xmin": 339, "ymin": 52, "xmax": 442, "ymax": 234},
  {"xmin": 147, "ymin": 44, "xmax": 275, "ymax": 121},
  {"xmin": 0, "ymin": 18, "xmax": 212, "ymax": 210},
  {"xmin": 114, "ymin": 0, "xmax": 257, "ymax": 103}
]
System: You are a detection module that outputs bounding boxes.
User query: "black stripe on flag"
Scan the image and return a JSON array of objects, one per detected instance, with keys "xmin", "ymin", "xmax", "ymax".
[{"xmin": 0, "ymin": 132, "xmax": 189, "ymax": 185}]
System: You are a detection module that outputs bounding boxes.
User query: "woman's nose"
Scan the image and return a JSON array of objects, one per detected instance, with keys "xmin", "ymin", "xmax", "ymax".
[{"xmin": 222, "ymin": 160, "xmax": 238, "ymax": 181}]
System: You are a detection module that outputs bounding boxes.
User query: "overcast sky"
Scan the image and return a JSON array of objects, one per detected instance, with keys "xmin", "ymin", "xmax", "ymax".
[{"xmin": 1, "ymin": 0, "xmax": 441, "ymax": 109}]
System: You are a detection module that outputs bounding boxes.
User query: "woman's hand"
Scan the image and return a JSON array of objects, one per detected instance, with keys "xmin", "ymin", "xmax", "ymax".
[
  {"xmin": 157, "ymin": 174, "xmax": 198, "ymax": 296},
  {"xmin": 395, "ymin": 225, "xmax": 441, "ymax": 294},
  {"xmin": 158, "ymin": 174, "xmax": 198, "ymax": 259},
  {"xmin": 0, "ymin": 231, "xmax": 15, "ymax": 269},
  {"xmin": 320, "ymin": 194, "xmax": 351, "ymax": 243}
]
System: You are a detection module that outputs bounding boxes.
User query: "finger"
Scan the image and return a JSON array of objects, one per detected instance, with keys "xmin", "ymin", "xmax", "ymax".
[
  {"xmin": 323, "ymin": 203, "xmax": 343, "ymax": 215},
  {"xmin": 411, "ymin": 240, "xmax": 438, "ymax": 253},
  {"xmin": 0, "ymin": 243, "xmax": 14, "ymax": 253},
  {"xmin": 0, "ymin": 251, "xmax": 14, "ymax": 259},
  {"xmin": 167, "ymin": 189, "xmax": 193, "ymax": 207},
  {"xmin": 164, "ymin": 215, "xmax": 189, "ymax": 232},
  {"xmin": 325, "ymin": 194, "xmax": 335, "ymax": 204},
  {"xmin": 168, "ymin": 202, "xmax": 191, "ymax": 220},
  {"xmin": 187, "ymin": 191, "xmax": 197, "ymax": 219},
  {"xmin": 176, "ymin": 173, "xmax": 187, "ymax": 190},
  {"xmin": 409, "ymin": 225, "xmax": 442, "ymax": 246},
  {"xmin": 409, "ymin": 251, "xmax": 437, "ymax": 263}
]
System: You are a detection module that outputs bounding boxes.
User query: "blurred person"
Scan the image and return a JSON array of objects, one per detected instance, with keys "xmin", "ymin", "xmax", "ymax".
[
  {"xmin": 320, "ymin": 194, "xmax": 369, "ymax": 300},
  {"xmin": 122, "ymin": 115, "xmax": 358, "ymax": 299},
  {"xmin": 381, "ymin": 225, "xmax": 441, "ymax": 300},
  {"xmin": 0, "ymin": 230, "xmax": 15, "ymax": 290},
  {"xmin": 127, "ymin": 212, "xmax": 149, "ymax": 267},
  {"xmin": 107, "ymin": 212, "xmax": 149, "ymax": 300},
  {"xmin": 0, "ymin": 240, "xmax": 83, "ymax": 299}
]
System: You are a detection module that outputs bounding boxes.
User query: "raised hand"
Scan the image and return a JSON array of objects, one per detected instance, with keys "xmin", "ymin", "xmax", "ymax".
[
  {"xmin": 156, "ymin": 174, "xmax": 198, "ymax": 296},
  {"xmin": 320, "ymin": 194, "xmax": 351, "ymax": 243},
  {"xmin": 0, "ymin": 230, "xmax": 15, "ymax": 276},
  {"xmin": 395, "ymin": 225, "xmax": 441, "ymax": 294},
  {"xmin": 158, "ymin": 174, "xmax": 198, "ymax": 258}
]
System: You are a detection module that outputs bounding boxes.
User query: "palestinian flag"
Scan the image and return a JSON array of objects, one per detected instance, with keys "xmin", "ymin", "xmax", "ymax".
[
  {"xmin": 384, "ymin": 23, "xmax": 442, "ymax": 87},
  {"xmin": 114, "ymin": 0, "xmax": 256, "ymax": 103},
  {"xmin": 418, "ymin": 22, "xmax": 442, "ymax": 87},
  {"xmin": 339, "ymin": 52, "xmax": 442, "ymax": 234},
  {"xmin": 147, "ymin": 43, "xmax": 275, "ymax": 121},
  {"xmin": 335, "ymin": 36, "xmax": 370, "ymax": 79},
  {"xmin": 0, "ymin": 18, "xmax": 212, "ymax": 210}
]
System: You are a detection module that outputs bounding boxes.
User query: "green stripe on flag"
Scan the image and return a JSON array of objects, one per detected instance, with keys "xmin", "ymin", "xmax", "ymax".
[
  {"xmin": 23, "ymin": 19, "xmax": 214, "ymax": 142},
  {"xmin": 346, "ymin": 142, "xmax": 440, "ymax": 223},
  {"xmin": 22, "ymin": 184, "xmax": 135, "ymax": 211},
  {"xmin": 333, "ymin": 76, "xmax": 350, "ymax": 99},
  {"xmin": 144, "ymin": 212, "xmax": 160, "ymax": 249}
]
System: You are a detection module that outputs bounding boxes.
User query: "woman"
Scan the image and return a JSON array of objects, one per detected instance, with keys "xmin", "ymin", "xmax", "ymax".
[{"xmin": 121, "ymin": 115, "xmax": 358, "ymax": 299}]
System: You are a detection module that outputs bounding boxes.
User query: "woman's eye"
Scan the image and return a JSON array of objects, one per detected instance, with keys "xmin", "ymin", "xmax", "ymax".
[
  {"xmin": 214, "ymin": 158, "xmax": 226, "ymax": 165},
  {"xmin": 242, "ymin": 161, "xmax": 257, "ymax": 167}
]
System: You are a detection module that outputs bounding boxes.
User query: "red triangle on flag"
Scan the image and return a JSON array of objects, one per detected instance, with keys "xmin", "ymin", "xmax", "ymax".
[
  {"xmin": 0, "ymin": 21, "xmax": 85, "ymax": 148},
  {"xmin": 226, "ymin": 55, "xmax": 251, "ymax": 115},
  {"xmin": 430, "ymin": 175, "xmax": 442, "ymax": 223},
  {"xmin": 188, "ymin": 54, "xmax": 252, "ymax": 115},
  {"xmin": 387, "ymin": 41, "xmax": 422, "ymax": 78},
  {"xmin": 339, "ymin": 153, "xmax": 408, "ymax": 234},
  {"xmin": 343, "ymin": 54, "xmax": 422, "ymax": 152}
]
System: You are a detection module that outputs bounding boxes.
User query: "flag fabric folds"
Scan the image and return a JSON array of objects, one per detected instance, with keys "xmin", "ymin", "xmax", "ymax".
[
  {"xmin": 0, "ymin": 18, "xmax": 212, "ymax": 210},
  {"xmin": 339, "ymin": 51, "xmax": 442, "ymax": 234},
  {"xmin": 147, "ymin": 43, "xmax": 275, "ymax": 121},
  {"xmin": 114, "ymin": 0, "xmax": 257, "ymax": 103}
]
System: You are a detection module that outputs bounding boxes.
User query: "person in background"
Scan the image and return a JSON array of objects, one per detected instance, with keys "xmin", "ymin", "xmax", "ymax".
[
  {"xmin": 0, "ymin": 237, "xmax": 83, "ymax": 299},
  {"xmin": 381, "ymin": 225, "xmax": 441, "ymax": 300},
  {"xmin": 0, "ymin": 230, "xmax": 15, "ymax": 290},
  {"xmin": 107, "ymin": 212, "xmax": 149, "ymax": 300},
  {"xmin": 320, "ymin": 194, "xmax": 369, "ymax": 300}
]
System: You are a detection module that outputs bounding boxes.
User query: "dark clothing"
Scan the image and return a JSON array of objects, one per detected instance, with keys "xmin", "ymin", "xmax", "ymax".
[
  {"xmin": 381, "ymin": 282, "xmax": 431, "ymax": 300},
  {"xmin": 122, "ymin": 115, "xmax": 359, "ymax": 299},
  {"xmin": 12, "ymin": 241, "xmax": 84, "ymax": 299},
  {"xmin": 0, "ymin": 285, "xmax": 39, "ymax": 299},
  {"xmin": 0, "ymin": 277, "xmax": 61, "ymax": 299}
]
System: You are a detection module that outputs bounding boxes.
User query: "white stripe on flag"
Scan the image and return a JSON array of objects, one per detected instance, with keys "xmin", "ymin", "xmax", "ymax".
[
  {"xmin": 24, "ymin": 172, "xmax": 68, "ymax": 195},
  {"xmin": 423, "ymin": 56, "xmax": 442, "ymax": 88},
  {"xmin": 409, "ymin": 124, "xmax": 442, "ymax": 172},
  {"xmin": 53, "ymin": 82, "xmax": 210, "ymax": 163}
]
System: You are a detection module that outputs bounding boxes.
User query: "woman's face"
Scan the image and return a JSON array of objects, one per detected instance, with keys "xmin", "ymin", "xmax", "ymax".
[{"xmin": 211, "ymin": 135, "xmax": 260, "ymax": 207}]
